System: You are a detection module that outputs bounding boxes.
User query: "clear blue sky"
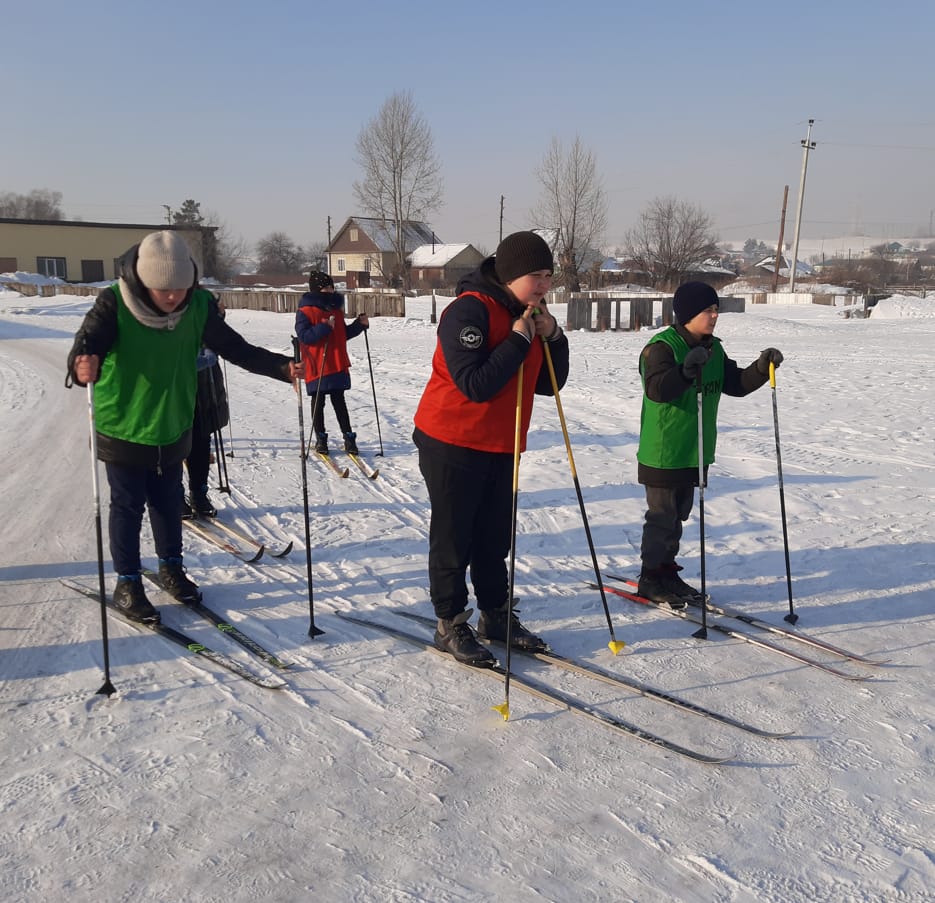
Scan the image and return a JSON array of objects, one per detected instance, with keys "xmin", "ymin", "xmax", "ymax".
[{"xmin": 7, "ymin": 0, "xmax": 935, "ymax": 255}]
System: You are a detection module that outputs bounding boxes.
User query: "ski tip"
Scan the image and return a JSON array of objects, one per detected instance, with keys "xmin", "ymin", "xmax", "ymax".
[
  {"xmin": 492, "ymin": 701, "xmax": 510, "ymax": 722},
  {"xmin": 272, "ymin": 541, "xmax": 294, "ymax": 558},
  {"xmin": 368, "ymin": 469, "xmax": 380, "ymax": 480},
  {"xmin": 607, "ymin": 639, "xmax": 626, "ymax": 655}
]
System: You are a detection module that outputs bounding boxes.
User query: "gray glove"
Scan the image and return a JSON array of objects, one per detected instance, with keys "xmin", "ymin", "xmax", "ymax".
[
  {"xmin": 756, "ymin": 348, "xmax": 783, "ymax": 375},
  {"xmin": 682, "ymin": 345, "xmax": 710, "ymax": 380}
]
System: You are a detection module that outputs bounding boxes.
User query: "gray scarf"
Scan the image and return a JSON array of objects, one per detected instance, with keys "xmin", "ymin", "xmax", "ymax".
[{"xmin": 118, "ymin": 277, "xmax": 189, "ymax": 331}]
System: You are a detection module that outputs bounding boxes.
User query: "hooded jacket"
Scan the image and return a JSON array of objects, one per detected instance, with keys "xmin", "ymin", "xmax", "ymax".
[{"xmin": 413, "ymin": 256, "xmax": 569, "ymax": 453}]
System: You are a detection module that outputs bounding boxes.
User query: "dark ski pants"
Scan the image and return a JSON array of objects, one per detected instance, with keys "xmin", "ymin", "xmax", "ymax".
[
  {"xmin": 640, "ymin": 484, "xmax": 695, "ymax": 572},
  {"xmin": 105, "ymin": 460, "xmax": 184, "ymax": 575},
  {"xmin": 185, "ymin": 404, "xmax": 212, "ymax": 494},
  {"xmin": 416, "ymin": 433, "xmax": 514, "ymax": 620},
  {"xmin": 311, "ymin": 391, "xmax": 352, "ymax": 437}
]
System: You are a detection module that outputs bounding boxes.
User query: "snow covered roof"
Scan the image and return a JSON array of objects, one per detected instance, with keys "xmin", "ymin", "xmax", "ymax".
[
  {"xmin": 347, "ymin": 217, "xmax": 436, "ymax": 253},
  {"xmin": 408, "ymin": 243, "xmax": 473, "ymax": 267},
  {"xmin": 754, "ymin": 254, "xmax": 814, "ymax": 275}
]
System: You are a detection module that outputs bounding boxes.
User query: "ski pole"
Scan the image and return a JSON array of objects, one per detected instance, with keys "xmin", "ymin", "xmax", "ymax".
[
  {"xmin": 222, "ymin": 359, "xmax": 235, "ymax": 458},
  {"xmin": 305, "ymin": 328, "xmax": 332, "ymax": 457},
  {"xmin": 84, "ymin": 367, "xmax": 116, "ymax": 696},
  {"xmin": 292, "ymin": 336, "xmax": 323, "ymax": 638},
  {"xmin": 692, "ymin": 372, "xmax": 708, "ymax": 640},
  {"xmin": 770, "ymin": 361, "xmax": 798, "ymax": 624},
  {"xmin": 493, "ymin": 363, "xmax": 524, "ymax": 722},
  {"xmin": 211, "ymin": 426, "xmax": 231, "ymax": 495},
  {"xmin": 542, "ymin": 341, "xmax": 624, "ymax": 654},
  {"xmin": 363, "ymin": 327, "xmax": 384, "ymax": 457},
  {"xmin": 206, "ymin": 364, "xmax": 231, "ymax": 493}
]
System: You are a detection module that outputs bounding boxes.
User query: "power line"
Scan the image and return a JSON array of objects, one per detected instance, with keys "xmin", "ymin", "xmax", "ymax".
[{"xmin": 821, "ymin": 141, "xmax": 935, "ymax": 152}]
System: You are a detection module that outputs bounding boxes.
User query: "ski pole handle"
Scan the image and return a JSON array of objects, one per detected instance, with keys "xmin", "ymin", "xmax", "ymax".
[{"xmin": 769, "ymin": 361, "xmax": 777, "ymax": 388}]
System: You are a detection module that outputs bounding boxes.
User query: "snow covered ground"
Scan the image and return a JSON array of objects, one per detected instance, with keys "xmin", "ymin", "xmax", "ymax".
[{"xmin": 1, "ymin": 286, "xmax": 933, "ymax": 902}]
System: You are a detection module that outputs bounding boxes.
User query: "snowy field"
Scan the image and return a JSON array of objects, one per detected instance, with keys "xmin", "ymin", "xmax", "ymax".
[{"xmin": 0, "ymin": 286, "xmax": 933, "ymax": 902}]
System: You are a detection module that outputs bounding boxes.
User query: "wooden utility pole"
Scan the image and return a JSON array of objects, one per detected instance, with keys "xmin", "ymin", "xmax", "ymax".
[
  {"xmin": 772, "ymin": 185, "xmax": 789, "ymax": 293},
  {"xmin": 499, "ymin": 195, "xmax": 505, "ymax": 244}
]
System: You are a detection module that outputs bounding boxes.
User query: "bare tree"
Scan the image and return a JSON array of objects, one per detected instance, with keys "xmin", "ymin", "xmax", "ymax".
[
  {"xmin": 623, "ymin": 196, "xmax": 718, "ymax": 290},
  {"xmin": 203, "ymin": 213, "xmax": 250, "ymax": 283},
  {"xmin": 305, "ymin": 240, "xmax": 328, "ymax": 273},
  {"xmin": 0, "ymin": 189, "xmax": 64, "ymax": 219},
  {"xmin": 256, "ymin": 232, "xmax": 304, "ymax": 274},
  {"xmin": 533, "ymin": 136, "xmax": 608, "ymax": 291},
  {"xmin": 353, "ymin": 91, "xmax": 443, "ymax": 289}
]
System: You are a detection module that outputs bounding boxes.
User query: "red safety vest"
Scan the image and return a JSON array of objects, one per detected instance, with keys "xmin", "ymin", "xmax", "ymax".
[{"xmin": 414, "ymin": 291, "xmax": 542, "ymax": 453}]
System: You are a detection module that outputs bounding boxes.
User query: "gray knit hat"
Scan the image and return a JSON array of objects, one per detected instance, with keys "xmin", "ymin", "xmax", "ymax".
[
  {"xmin": 494, "ymin": 231, "xmax": 554, "ymax": 284},
  {"xmin": 136, "ymin": 231, "xmax": 195, "ymax": 291}
]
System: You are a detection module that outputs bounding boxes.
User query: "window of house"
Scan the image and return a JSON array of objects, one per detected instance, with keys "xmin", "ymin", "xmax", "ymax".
[
  {"xmin": 37, "ymin": 257, "xmax": 66, "ymax": 279},
  {"xmin": 363, "ymin": 258, "xmax": 371, "ymax": 272},
  {"xmin": 337, "ymin": 258, "xmax": 345, "ymax": 273},
  {"xmin": 350, "ymin": 229, "xmax": 358, "ymax": 242}
]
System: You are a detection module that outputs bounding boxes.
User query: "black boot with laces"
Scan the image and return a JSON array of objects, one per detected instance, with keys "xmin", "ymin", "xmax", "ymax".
[
  {"xmin": 477, "ymin": 604, "xmax": 548, "ymax": 652},
  {"xmin": 661, "ymin": 562, "xmax": 703, "ymax": 602},
  {"xmin": 157, "ymin": 557, "xmax": 202, "ymax": 604},
  {"xmin": 113, "ymin": 575, "xmax": 160, "ymax": 623},
  {"xmin": 189, "ymin": 487, "xmax": 217, "ymax": 518},
  {"xmin": 637, "ymin": 568, "xmax": 688, "ymax": 610},
  {"xmin": 434, "ymin": 609, "xmax": 496, "ymax": 667}
]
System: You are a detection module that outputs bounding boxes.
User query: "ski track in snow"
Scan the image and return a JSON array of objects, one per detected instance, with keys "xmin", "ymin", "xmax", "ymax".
[{"xmin": 0, "ymin": 293, "xmax": 933, "ymax": 902}]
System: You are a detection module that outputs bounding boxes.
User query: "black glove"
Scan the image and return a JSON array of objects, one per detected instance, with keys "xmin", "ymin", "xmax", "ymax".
[
  {"xmin": 756, "ymin": 348, "xmax": 783, "ymax": 375},
  {"xmin": 682, "ymin": 345, "xmax": 710, "ymax": 380}
]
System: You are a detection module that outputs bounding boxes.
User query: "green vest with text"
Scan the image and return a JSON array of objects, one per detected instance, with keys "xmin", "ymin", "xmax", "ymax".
[{"xmin": 637, "ymin": 328, "xmax": 725, "ymax": 469}]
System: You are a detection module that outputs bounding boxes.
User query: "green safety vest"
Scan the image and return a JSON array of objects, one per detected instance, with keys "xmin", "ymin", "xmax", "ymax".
[
  {"xmin": 94, "ymin": 287, "xmax": 210, "ymax": 446},
  {"xmin": 637, "ymin": 327, "xmax": 724, "ymax": 469}
]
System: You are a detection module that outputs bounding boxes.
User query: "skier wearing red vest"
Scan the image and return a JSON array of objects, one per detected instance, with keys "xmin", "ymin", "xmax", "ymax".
[
  {"xmin": 295, "ymin": 271, "xmax": 369, "ymax": 456},
  {"xmin": 413, "ymin": 231, "xmax": 569, "ymax": 666}
]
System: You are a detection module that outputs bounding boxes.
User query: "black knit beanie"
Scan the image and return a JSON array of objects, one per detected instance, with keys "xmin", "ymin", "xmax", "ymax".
[
  {"xmin": 673, "ymin": 281, "xmax": 719, "ymax": 325},
  {"xmin": 494, "ymin": 231, "xmax": 554, "ymax": 284},
  {"xmin": 308, "ymin": 270, "xmax": 334, "ymax": 292}
]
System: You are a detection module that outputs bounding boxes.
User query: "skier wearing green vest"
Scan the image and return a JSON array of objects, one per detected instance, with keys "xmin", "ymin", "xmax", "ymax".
[
  {"xmin": 67, "ymin": 231, "xmax": 302, "ymax": 623},
  {"xmin": 636, "ymin": 281, "xmax": 783, "ymax": 608}
]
